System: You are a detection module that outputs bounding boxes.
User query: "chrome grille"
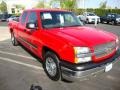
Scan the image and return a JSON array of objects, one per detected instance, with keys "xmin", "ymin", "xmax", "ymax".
[{"xmin": 94, "ymin": 41, "xmax": 116, "ymax": 58}]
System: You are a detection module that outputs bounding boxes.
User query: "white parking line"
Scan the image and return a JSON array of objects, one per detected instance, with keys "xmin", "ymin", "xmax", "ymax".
[
  {"xmin": 0, "ymin": 51, "xmax": 36, "ymax": 60},
  {"xmin": 0, "ymin": 56, "xmax": 43, "ymax": 70}
]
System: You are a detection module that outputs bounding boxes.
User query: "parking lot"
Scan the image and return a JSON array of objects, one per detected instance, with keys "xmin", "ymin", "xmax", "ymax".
[{"xmin": 0, "ymin": 22, "xmax": 120, "ymax": 90}]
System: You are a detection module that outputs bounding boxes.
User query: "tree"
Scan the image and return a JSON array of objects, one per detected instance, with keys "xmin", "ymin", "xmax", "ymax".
[
  {"xmin": 50, "ymin": 0, "xmax": 60, "ymax": 8},
  {"xmin": 35, "ymin": 0, "xmax": 44, "ymax": 8},
  {"xmin": 14, "ymin": 4, "xmax": 25, "ymax": 10},
  {"xmin": 60, "ymin": 0, "xmax": 76, "ymax": 10},
  {"xmin": 99, "ymin": 1, "xmax": 107, "ymax": 9},
  {"xmin": 0, "ymin": 0, "xmax": 7, "ymax": 13}
]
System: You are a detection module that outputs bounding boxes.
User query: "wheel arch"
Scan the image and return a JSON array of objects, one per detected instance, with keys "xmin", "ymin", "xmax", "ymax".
[
  {"xmin": 42, "ymin": 46, "xmax": 61, "ymax": 61},
  {"xmin": 10, "ymin": 28, "xmax": 13, "ymax": 33}
]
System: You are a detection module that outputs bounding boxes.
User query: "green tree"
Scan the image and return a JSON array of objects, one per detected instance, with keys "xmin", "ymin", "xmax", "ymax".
[
  {"xmin": 99, "ymin": 1, "xmax": 107, "ymax": 9},
  {"xmin": 14, "ymin": 4, "xmax": 25, "ymax": 10},
  {"xmin": 36, "ymin": 0, "xmax": 44, "ymax": 8},
  {"xmin": 0, "ymin": 1, "xmax": 7, "ymax": 13},
  {"xmin": 60, "ymin": 0, "xmax": 76, "ymax": 10},
  {"xmin": 50, "ymin": 0, "xmax": 60, "ymax": 8}
]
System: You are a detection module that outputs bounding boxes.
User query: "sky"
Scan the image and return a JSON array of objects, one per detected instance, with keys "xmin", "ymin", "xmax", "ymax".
[
  {"xmin": 0, "ymin": 0, "xmax": 120, "ymax": 9},
  {"xmin": 77, "ymin": 0, "xmax": 120, "ymax": 8}
]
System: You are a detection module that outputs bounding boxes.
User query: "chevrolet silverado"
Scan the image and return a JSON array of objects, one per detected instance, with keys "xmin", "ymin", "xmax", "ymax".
[{"xmin": 8, "ymin": 9, "xmax": 120, "ymax": 81}]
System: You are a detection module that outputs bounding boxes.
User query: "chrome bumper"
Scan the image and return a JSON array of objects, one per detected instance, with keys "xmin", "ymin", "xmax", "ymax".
[
  {"xmin": 61, "ymin": 63, "xmax": 109, "ymax": 81},
  {"xmin": 61, "ymin": 49, "xmax": 120, "ymax": 81}
]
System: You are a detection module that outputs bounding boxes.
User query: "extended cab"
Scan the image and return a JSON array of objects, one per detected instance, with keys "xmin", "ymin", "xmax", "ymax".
[{"xmin": 8, "ymin": 9, "xmax": 120, "ymax": 81}]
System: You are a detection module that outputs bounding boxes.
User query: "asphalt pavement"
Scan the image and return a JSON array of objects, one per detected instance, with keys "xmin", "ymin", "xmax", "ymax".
[{"xmin": 0, "ymin": 22, "xmax": 120, "ymax": 90}]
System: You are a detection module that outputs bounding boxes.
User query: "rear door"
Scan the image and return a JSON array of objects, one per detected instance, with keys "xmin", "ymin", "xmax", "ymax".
[{"xmin": 111, "ymin": 14, "xmax": 116, "ymax": 21}]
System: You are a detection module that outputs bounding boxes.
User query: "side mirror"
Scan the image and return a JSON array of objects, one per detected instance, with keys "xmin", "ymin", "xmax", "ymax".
[{"xmin": 26, "ymin": 22, "xmax": 37, "ymax": 29}]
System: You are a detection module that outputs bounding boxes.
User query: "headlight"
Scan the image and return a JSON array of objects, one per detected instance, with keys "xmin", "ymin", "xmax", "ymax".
[
  {"xmin": 116, "ymin": 37, "xmax": 119, "ymax": 50},
  {"xmin": 116, "ymin": 37, "xmax": 119, "ymax": 44},
  {"xmin": 116, "ymin": 18, "xmax": 119, "ymax": 21},
  {"xmin": 74, "ymin": 47, "xmax": 92, "ymax": 63}
]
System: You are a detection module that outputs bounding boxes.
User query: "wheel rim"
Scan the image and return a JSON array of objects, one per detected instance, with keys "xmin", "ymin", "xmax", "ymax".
[
  {"xmin": 11, "ymin": 33, "xmax": 14, "ymax": 43},
  {"xmin": 46, "ymin": 57, "xmax": 57, "ymax": 77},
  {"xmin": 112, "ymin": 21, "xmax": 114, "ymax": 25}
]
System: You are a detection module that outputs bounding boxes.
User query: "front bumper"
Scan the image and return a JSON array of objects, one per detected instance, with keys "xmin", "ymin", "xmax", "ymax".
[
  {"xmin": 60, "ymin": 49, "xmax": 120, "ymax": 81},
  {"xmin": 88, "ymin": 19, "xmax": 100, "ymax": 23},
  {"xmin": 116, "ymin": 21, "xmax": 120, "ymax": 24}
]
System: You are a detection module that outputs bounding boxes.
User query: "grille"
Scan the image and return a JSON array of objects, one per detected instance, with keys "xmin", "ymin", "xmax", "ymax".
[{"xmin": 94, "ymin": 41, "xmax": 116, "ymax": 58}]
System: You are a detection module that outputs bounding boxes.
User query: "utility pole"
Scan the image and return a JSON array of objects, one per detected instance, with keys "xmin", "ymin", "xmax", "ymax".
[{"xmin": 83, "ymin": 0, "xmax": 86, "ymax": 12}]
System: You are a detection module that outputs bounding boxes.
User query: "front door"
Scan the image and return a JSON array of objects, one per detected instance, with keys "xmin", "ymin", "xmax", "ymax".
[
  {"xmin": 25, "ymin": 11, "xmax": 41, "ymax": 56},
  {"xmin": 18, "ymin": 11, "xmax": 30, "ymax": 48}
]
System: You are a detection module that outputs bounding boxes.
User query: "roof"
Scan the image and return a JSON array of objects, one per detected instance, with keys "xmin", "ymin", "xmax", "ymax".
[{"xmin": 24, "ymin": 8, "xmax": 70, "ymax": 12}]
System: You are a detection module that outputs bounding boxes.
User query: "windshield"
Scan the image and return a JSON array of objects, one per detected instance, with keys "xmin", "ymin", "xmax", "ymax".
[
  {"xmin": 40, "ymin": 11, "xmax": 82, "ymax": 29},
  {"xmin": 87, "ymin": 13, "xmax": 96, "ymax": 16},
  {"xmin": 116, "ymin": 14, "xmax": 120, "ymax": 18}
]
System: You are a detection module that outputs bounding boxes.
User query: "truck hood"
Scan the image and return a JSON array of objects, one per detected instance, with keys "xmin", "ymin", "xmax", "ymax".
[
  {"xmin": 46, "ymin": 26, "xmax": 116, "ymax": 47},
  {"xmin": 87, "ymin": 16, "xmax": 100, "ymax": 19}
]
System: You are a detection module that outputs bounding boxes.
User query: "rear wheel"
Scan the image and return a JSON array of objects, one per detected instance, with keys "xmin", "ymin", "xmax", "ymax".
[
  {"xmin": 11, "ymin": 32, "xmax": 19, "ymax": 46},
  {"xmin": 44, "ymin": 51, "xmax": 61, "ymax": 81},
  {"xmin": 107, "ymin": 21, "xmax": 109, "ymax": 24}
]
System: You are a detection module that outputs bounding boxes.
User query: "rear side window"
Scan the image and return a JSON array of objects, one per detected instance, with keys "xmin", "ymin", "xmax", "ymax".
[{"xmin": 20, "ymin": 11, "xmax": 28, "ymax": 25}]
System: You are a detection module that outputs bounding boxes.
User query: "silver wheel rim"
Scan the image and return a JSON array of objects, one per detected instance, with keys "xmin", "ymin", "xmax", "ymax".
[
  {"xmin": 112, "ymin": 21, "xmax": 114, "ymax": 25},
  {"xmin": 11, "ymin": 34, "xmax": 14, "ymax": 43},
  {"xmin": 46, "ymin": 57, "xmax": 57, "ymax": 77}
]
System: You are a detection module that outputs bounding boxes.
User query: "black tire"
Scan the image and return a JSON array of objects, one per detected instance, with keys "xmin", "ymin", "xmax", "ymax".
[
  {"xmin": 107, "ymin": 21, "xmax": 109, "ymax": 24},
  {"xmin": 100, "ymin": 20, "xmax": 103, "ymax": 23},
  {"xmin": 11, "ymin": 32, "xmax": 19, "ymax": 46},
  {"xmin": 111, "ymin": 21, "xmax": 117, "ymax": 25},
  {"xmin": 86, "ymin": 19, "xmax": 89, "ymax": 24},
  {"xmin": 43, "ymin": 51, "xmax": 61, "ymax": 81}
]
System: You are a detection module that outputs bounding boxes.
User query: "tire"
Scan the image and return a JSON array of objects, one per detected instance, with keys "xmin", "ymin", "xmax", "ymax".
[
  {"xmin": 44, "ymin": 51, "xmax": 61, "ymax": 81},
  {"xmin": 111, "ymin": 21, "xmax": 117, "ymax": 25},
  {"xmin": 86, "ymin": 19, "xmax": 89, "ymax": 24},
  {"xmin": 100, "ymin": 20, "xmax": 103, "ymax": 23},
  {"xmin": 11, "ymin": 32, "xmax": 19, "ymax": 46}
]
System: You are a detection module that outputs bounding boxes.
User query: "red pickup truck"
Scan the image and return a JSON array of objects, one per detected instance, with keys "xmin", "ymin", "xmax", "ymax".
[{"xmin": 8, "ymin": 9, "xmax": 120, "ymax": 81}]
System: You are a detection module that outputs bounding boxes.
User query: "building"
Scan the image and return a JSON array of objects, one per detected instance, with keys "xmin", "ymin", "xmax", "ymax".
[{"xmin": 0, "ymin": 0, "xmax": 39, "ymax": 14}]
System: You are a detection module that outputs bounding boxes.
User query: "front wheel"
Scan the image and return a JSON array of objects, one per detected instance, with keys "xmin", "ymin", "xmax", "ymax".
[
  {"xmin": 86, "ymin": 19, "xmax": 89, "ymax": 24},
  {"xmin": 11, "ymin": 32, "xmax": 19, "ymax": 46},
  {"xmin": 111, "ymin": 21, "xmax": 117, "ymax": 25},
  {"xmin": 44, "ymin": 51, "xmax": 61, "ymax": 81}
]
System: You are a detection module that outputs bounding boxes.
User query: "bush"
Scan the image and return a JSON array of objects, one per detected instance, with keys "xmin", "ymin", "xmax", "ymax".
[{"xmin": 73, "ymin": 8, "xmax": 120, "ymax": 16}]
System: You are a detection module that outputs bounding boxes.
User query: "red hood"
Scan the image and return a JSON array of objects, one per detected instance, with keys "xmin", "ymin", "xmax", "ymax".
[{"xmin": 46, "ymin": 26, "xmax": 116, "ymax": 48}]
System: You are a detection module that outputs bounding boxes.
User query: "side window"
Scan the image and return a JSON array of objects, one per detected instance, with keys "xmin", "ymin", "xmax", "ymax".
[
  {"xmin": 111, "ymin": 15, "xmax": 115, "ymax": 18},
  {"xmin": 27, "ymin": 12, "xmax": 37, "ymax": 24},
  {"xmin": 20, "ymin": 11, "xmax": 28, "ymax": 25},
  {"xmin": 107, "ymin": 14, "xmax": 111, "ymax": 18},
  {"xmin": 64, "ymin": 14, "xmax": 74, "ymax": 23}
]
